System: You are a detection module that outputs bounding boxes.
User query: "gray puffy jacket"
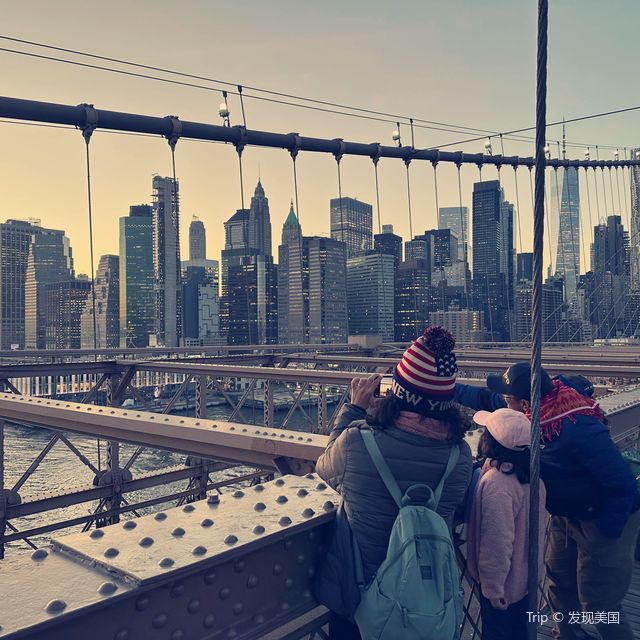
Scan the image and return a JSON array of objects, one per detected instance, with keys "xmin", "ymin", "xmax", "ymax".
[{"xmin": 316, "ymin": 403, "xmax": 473, "ymax": 581}]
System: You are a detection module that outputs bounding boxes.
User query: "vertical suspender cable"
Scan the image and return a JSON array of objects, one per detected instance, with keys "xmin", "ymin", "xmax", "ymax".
[
  {"xmin": 433, "ymin": 161, "xmax": 446, "ymax": 312},
  {"xmin": 456, "ymin": 164, "xmax": 470, "ymax": 310},
  {"xmin": 529, "ymin": 3, "xmax": 547, "ymax": 636},
  {"xmin": 514, "ymin": 167, "xmax": 528, "ymax": 338},
  {"xmin": 405, "ymin": 157, "xmax": 419, "ymax": 333},
  {"xmin": 373, "ymin": 158, "xmax": 382, "ymax": 235},
  {"xmin": 496, "ymin": 165, "xmax": 513, "ymax": 342}
]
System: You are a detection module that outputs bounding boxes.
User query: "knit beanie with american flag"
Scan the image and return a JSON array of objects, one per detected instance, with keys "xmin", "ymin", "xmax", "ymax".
[{"xmin": 391, "ymin": 326, "xmax": 458, "ymax": 415}]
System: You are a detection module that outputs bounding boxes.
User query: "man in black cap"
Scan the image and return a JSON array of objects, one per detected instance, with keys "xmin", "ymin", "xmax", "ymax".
[{"xmin": 461, "ymin": 362, "xmax": 640, "ymax": 640}]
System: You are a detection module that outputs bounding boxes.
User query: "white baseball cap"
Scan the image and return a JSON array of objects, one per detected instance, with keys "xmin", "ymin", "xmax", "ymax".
[{"xmin": 473, "ymin": 408, "xmax": 531, "ymax": 451}]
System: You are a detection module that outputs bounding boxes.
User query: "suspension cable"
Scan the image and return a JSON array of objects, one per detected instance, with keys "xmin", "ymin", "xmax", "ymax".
[
  {"xmin": 456, "ymin": 164, "xmax": 470, "ymax": 310},
  {"xmin": 373, "ymin": 154, "xmax": 382, "ymax": 235},
  {"xmin": 432, "ymin": 161, "xmax": 446, "ymax": 312}
]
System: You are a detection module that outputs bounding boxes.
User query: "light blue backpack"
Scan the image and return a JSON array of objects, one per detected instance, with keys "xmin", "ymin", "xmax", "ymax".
[{"xmin": 353, "ymin": 429, "xmax": 463, "ymax": 640}]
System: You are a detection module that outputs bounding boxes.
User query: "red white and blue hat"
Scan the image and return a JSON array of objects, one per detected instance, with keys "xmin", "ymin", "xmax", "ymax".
[{"xmin": 392, "ymin": 326, "xmax": 458, "ymax": 415}]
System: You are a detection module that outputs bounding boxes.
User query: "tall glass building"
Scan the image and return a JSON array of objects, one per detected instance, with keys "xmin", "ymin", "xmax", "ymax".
[
  {"xmin": 45, "ymin": 278, "xmax": 91, "ymax": 349},
  {"xmin": 119, "ymin": 205, "xmax": 154, "ymax": 348},
  {"xmin": 330, "ymin": 197, "xmax": 373, "ymax": 258},
  {"xmin": 438, "ymin": 206, "xmax": 468, "ymax": 261},
  {"xmin": 550, "ymin": 167, "xmax": 580, "ymax": 305},
  {"xmin": 630, "ymin": 148, "xmax": 640, "ymax": 291},
  {"xmin": 189, "ymin": 217, "xmax": 206, "ymax": 260}
]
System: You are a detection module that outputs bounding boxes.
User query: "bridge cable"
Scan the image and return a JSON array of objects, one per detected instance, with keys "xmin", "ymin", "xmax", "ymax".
[
  {"xmin": 290, "ymin": 138, "xmax": 306, "ymax": 342},
  {"xmin": 432, "ymin": 160, "xmax": 446, "ymax": 313},
  {"xmin": 513, "ymin": 166, "xmax": 527, "ymax": 338},
  {"xmin": 456, "ymin": 164, "xmax": 470, "ymax": 310}
]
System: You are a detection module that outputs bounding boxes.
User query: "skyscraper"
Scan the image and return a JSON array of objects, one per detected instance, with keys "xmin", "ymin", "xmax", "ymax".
[
  {"xmin": 395, "ymin": 258, "xmax": 431, "ymax": 342},
  {"xmin": 25, "ymin": 227, "xmax": 74, "ymax": 349},
  {"xmin": 152, "ymin": 175, "xmax": 182, "ymax": 347},
  {"xmin": 550, "ymin": 167, "xmax": 580, "ymax": 305},
  {"xmin": 438, "ymin": 206, "xmax": 468, "ymax": 261},
  {"xmin": 346, "ymin": 252, "xmax": 394, "ymax": 340},
  {"xmin": 182, "ymin": 260, "xmax": 221, "ymax": 345},
  {"xmin": 472, "ymin": 180, "xmax": 515, "ymax": 341},
  {"xmin": 278, "ymin": 205, "xmax": 348, "ymax": 344},
  {"xmin": 119, "ymin": 205, "xmax": 154, "ymax": 348},
  {"xmin": 189, "ymin": 216, "xmax": 206, "ymax": 260},
  {"xmin": 330, "ymin": 197, "xmax": 373, "ymax": 258},
  {"xmin": 248, "ymin": 180, "xmax": 272, "ymax": 257},
  {"xmin": 45, "ymin": 277, "xmax": 91, "ymax": 349},
  {"xmin": 0, "ymin": 219, "xmax": 41, "ymax": 350},
  {"xmin": 630, "ymin": 148, "xmax": 640, "ymax": 291},
  {"xmin": 80, "ymin": 255, "xmax": 120, "ymax": 349},
  {"xmin": 373, "ymin": 224, "xmax": 402, "ymax": 268}
]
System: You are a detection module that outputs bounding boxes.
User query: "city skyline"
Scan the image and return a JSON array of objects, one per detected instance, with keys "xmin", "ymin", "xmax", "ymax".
[{"xmin": 2, "ymin": 2, "xmax": 639, "ymax": 275}]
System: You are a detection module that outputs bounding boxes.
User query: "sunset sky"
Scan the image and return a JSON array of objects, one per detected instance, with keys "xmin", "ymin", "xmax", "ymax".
[{"xmin": 2, "ymin": 1, "xmax": 638, "ymax": 275}]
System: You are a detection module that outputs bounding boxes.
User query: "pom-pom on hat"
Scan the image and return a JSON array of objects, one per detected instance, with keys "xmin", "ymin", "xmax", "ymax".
[{"xmin": 391, "ymin": 326, "xmax": 458, "ymax": 415}]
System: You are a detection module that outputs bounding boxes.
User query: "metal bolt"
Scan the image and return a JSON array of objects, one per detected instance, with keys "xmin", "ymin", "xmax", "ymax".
[
  {"xmin": 302, "ymin": 508, "xmax": 315, "ymax": 518},
  {"xmin": 253, "ymin": 525, "xmax": 266, "ymax": 535},
  {"xmin": 233, "ymin": 490, "xmax": 245, "ymax": 498},
  {"xmin": 275, "ymin": 478, "xmax": 285, "ymax": 486},
  {"xmin": 139, "ymin": 537, "xmax": 154, "ymax": 548},
  {"xmin": 159, "ymin": 557, "xmax": 175, "ymax": 568},
  {"xmin": 224, "ymin": 535, "xmax": 238, "ymax": 545},
  {"xmin": 247, "ymin": 575, "xmax": 259, "ymax": 588},
  {"xmin": 45, "ymin": 600, "xmax": 67, "ymax": 614},
  {"xmin": 171, "ymin": 631, "xmax": 184, "ymax": 640},
  {"xmin": 254, "ymin": 502, "xmax": 266, "ymax": 511},
  {"xmin": 171, "ymin": 583, "xmax": 186, "ymax": 597},
  {"xmin": 188, "ymin": 599, "xmax": 200, "ymax": 614},
  {"xmin": 281, "ymin": 601, "xmax": 290, "ymax": 611},
  {"xmin": 90, "ymin": 529, "xmax": 105, "ymax": 539},
  {"xmin": 207, "ymin": 495, "xmax": 220, "ymax": 505},
  {"xmin": 135, "ymin": 597, "xmax": 149, "ymax": 611},
  {"xmin": 297, "ymin": 488, "xmax": 309, "ymax": 497},
  {"xmin": 297, "ymin": 554, "xmax": 306, "ymax": 564},
  {"xmin": 219, "ymin": 587, "xmax": 231, "ymax": 600},
  {"xmin": 203, "ymin": 614, "xmax": 216, "ymax": 628},
  {"xmin": 316, "ymin": 482, "xmax": 327, "ymax": 491},
  {"xmin": 276, "ymin": 495, "xmax": 288, "ymax": 504},
  {"xmin": 152, "ymin": 614, "xmax": 168, "ymax": 629},
  {"xmin": 273, "ymin": 563, "xmax": 283, "ymax": 575},
  {"xmin": 233, "ymin": 602, "xmax": 244, "ymax": 615},
  {"xmin": 192, "ymin": 545, "xmax": 207, "ymax": 556},
  {"xmin": 154, "ymin": 512, "xmax": 168, "ymax": 521},
  {"xmin": 123, "ymin": 521, "xmax": 137, "ymax": 530},
  {"xmin": 104, "ymin": 547, "xmax": 119, "ymax": 558},
  {"xmin": 98, "ymin": 582, "xmax": 118, "ymax": 596},
  {"xmin": 183, "ymin": 504, "xmax": 195, "ymax": 513},
  {"xmin": 254, "ymin": 485, "xmax": 265, "ymax": 492},
  {"xmin": 204, "ymin": 571, "xmax": 217, "ymax": 585},
  {"xmin": 201, "ymin": 518, "xmax": 214, "ymax": 528},
  {"xmin": 323, "ymin": 500, "xmax": 335, "ymax": 511},
  {"xmin": 31, "ymin": 549, "xmax": 48, "ymax": 561},
  {"xmin": 171, "ymin": 527, "xmax": 186, "ymax": 537},
  {"xmin": 234, "ymin": 560, "xmax": 246, "ymax": 573},
  {"xmin": 254, "ymin": 613, "xmax": 266, "ymax": 624},
  {"xmin": 114, "ymin": 629, "xmax": 129, "ymax": 640},
  {"xmin": 285, "ymin": 578, "xmax": 294, "ymax": 589},
  {"xmin": 279, "ymin": 516, "xmax": 292, "ymax": 526}
]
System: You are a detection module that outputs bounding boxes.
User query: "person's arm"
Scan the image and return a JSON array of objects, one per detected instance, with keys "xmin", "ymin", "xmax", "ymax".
[
  {"xmin": 568, "ymin": 421, "xmax": 638, "ymax": 538},
  {"xmin": 454, "ymin": 382, "xmax": 507, "ymax": 411},
  {"xmin": 476, "ymin": 488, "xmax": 517, "ymax": 606}
]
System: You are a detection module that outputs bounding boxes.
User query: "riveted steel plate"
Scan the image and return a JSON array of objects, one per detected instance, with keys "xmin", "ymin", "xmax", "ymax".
[{"xmin": 51, "ymin": 474, "xmax": 337, "ymax": 585}]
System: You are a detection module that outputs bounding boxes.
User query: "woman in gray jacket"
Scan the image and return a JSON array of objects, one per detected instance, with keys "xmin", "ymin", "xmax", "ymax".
[{"xmin": 316, "ymin": 327, "xmax": 473, "ymax": 639}]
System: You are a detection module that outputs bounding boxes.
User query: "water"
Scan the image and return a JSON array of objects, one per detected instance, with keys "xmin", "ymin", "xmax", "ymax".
[{"xmin": 3, "ymin": 400, "xmax": 321, "ymax": 558}]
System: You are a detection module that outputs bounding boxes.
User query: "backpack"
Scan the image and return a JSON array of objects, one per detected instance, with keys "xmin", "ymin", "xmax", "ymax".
[{"xmin": 353, "ymin": 429, "xmax": 463, "ymax": 640}]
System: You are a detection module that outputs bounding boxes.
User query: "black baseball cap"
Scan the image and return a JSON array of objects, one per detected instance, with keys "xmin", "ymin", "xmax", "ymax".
[{"xmin": 487, "ymin": 362, "xmax": 553, "ymax": 401}]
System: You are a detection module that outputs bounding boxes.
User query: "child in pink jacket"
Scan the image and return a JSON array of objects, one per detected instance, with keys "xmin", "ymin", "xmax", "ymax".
[{"xmin": 466, "ymin": 408, "xmax": 547, "ymax": 640}]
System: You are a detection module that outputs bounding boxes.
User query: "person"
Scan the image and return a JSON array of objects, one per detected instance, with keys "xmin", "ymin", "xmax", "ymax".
[
  {"xmin": 315, "ymin": 327, "xmax": 473, "ymax": 639},
  {"xmin": 484, "ymin": 362, "xmax": 640, "ymax": 640},
  {"xmin": 466, "ymin": 408, "xmax": 546, "ymax": 640}
]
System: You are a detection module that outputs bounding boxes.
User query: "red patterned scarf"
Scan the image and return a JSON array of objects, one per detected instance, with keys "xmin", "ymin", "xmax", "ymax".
[{"xmin": 526, "ymin": 380, "xmax": 604, "ymax": 442}]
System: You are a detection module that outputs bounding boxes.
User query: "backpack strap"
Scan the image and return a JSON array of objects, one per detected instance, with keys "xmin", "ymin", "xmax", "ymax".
[
  {"xmin": 360, "ymin": 429, "xmax": 403, "ymax": 508},
  {"xmin": 432, "ymin": 444, "xmax": 460, "ymax": 509}
]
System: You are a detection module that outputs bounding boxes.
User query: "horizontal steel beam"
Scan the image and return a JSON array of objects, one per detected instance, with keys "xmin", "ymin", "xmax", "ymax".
[{"xmin": 2, "ymin": 95, "xmax": 639, "ymax": 169}]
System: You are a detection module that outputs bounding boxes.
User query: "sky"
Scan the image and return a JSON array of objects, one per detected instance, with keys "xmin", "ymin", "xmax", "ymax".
[{"xmin": 1, "ymin": 1, "xmax": 639, "ymax": 275}]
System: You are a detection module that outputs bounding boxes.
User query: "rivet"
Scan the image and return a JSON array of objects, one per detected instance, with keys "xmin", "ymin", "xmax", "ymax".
[
  {"xmin": 254, "ymin": 614, "xmax": 265, "ymax": 624},
  {"xmin": 183, "ymin": 504, "xmax": 195, "ymax": 513},
  {"xmin": 139, "ymin": 536, "xmax": 154, "ymax": 548},
  {"xmin": 275, "ymin": 478, "xmax": 285, "ymax": 486},
  {"xmin": 233, "ymin": 490, "xmax": 245, "ymax": 498},
  {"xmin": 224, "ymin": 535, "xmax": 238, "ymax": 545},
  {"xmin": 135, "ymin": 597, "xmax": 149, "ymax": 611},
  {"xmin": 90, "ymin": 529, "xmax": 105, "ymax": 539},
  {"xmin": 254, "ymin": 502, "xmax": 266, "ymax": 511},
  {"xmin": 31, "ymin": 549, "xmax": 48, "ymax": 561},
  {"xmin": 308, "ymin": 567, "xmax": 316, "ymax": 578},
  {"xmin": 285, "ymin": 578, "xmax": 294, "ymax": 589},
  {"xmin": 171, "ymin": 583, "xmax": 185, "ymax": 597},
  {"xmin": 227, "ymin": 630, "xmax": 238, "ymax": 639},
  {"xmin": 114, "ymin": 629, "xmax": 129, "ymax": 640},
  {"xmin": 187, "ymin": 599, "xmax": 200, "ymax": 614},
  {"xmin": 254, "ymin": 484, "xmax": 265, "ymax": 492},
  {"xmin": 247, "ymin": 575, "xmax": 259, "ymax": 588},
  {"xmin": 171, "ymin": 527, "xmax": 186, "ymax": 537},
  {"xmin": 152, "ymin": 614, "xmax": 168, "ymax": 629},
  {"xmin": 279, "ymin": 516, "xmax": 292, "ymax": 526},
  {"xmin": 303, "ymin": 508, "xmax": 315, "ymax": 518},
  {"xmin": 219, "ymin": 587, "xmax": 231, "ymax": 600},
  {"xmin": 203, "ymin": 614, "xmax": 216, "ymax": 628},
  {"xmin": 233, "ymin": 602, "xmax": 244, "ymax": 615},
  {"xmin": 276, "ymin": 495, "xmax": 288, "ymax": 504},
  {"xmin": 309, "ymin": 531, "xmax": 317, "ymax": 540},
  {"xmin": 297, "ymin": 488, "xmax": 309, "ymax": 497},
  {"xmin": 284, "ymin": 539, "xmax": 293, "ymax": 550},
  {"xmin": 234, "ymin": 560, "xmax": 246, "ymax": 573},
  {"xmin": 122, "ymin": 520, "xmax": 137, "ymax": 530},
  {"xmin": 204, "ymin": 571, "xmax": 217, "ymax": 585},
  {"xmin": 104, "ymin": 547, "xmax": 119, "ymax": 558},
  {"xmin": 323, "ymin": 501, "xmax": 336, "ymax": 511},
  {"xmin": 98, "ymin": 582, "xmax": 118, "ymax": 595},
  {"xmin": 190, "ymin": 545, "xmax": 206, "ymax": 557},
  {"xmin": 45, "ymin": 599, "xmax": 67, "ymax": 614},
  {"xmin": 297, "ymin": 553, "xmax": 306, "ymax": 564},
  {"xmin": 253, "ymin": 525, "xmax": 265, "ymax": 535},
  {"xmin": 281, "ymin": 601, "xmax": 290, "ymax": 611},
  {"xmin": 303, "ymin": 589, "xmax": 312, "ymax": 598},
  {"xmin": 273, "ymin": 563, "xmax": 283, "ymax": 575},
  {"xmin": 230, "ymin": 426, "xmax": 235, "ymax": 431},
  {"xmin": 154, "ymin": 512, "xmax": 168, "ymax": 521},
  {"xmin": 207, "ymin": 495, "xmax": 220, "ymax": 505},
  {"xmin": 316, "ymin": 482, "xmax": 327, "ymax": 490},
  {"xmin": 159, "ymin": 557, "xmax": 175, "ymax": 568},
  {"xmin": 171, "ymin": 631, "xmax": 184, "ymax": 640}
]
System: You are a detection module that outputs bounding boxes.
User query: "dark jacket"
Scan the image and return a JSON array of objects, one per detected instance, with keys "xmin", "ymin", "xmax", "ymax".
[
  {"xmin": 454, "ymin": 382, "xmax": 639, "ymax": 537},
  {"xmin": 316, "ymin": 403, "xmax": 473, "ymax": 582}
]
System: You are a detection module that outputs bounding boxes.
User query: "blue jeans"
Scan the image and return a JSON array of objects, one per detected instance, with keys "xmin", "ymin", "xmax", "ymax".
[{"xmin": 480, "ymin": 594, "xmax": 529, "ymax": 640}]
